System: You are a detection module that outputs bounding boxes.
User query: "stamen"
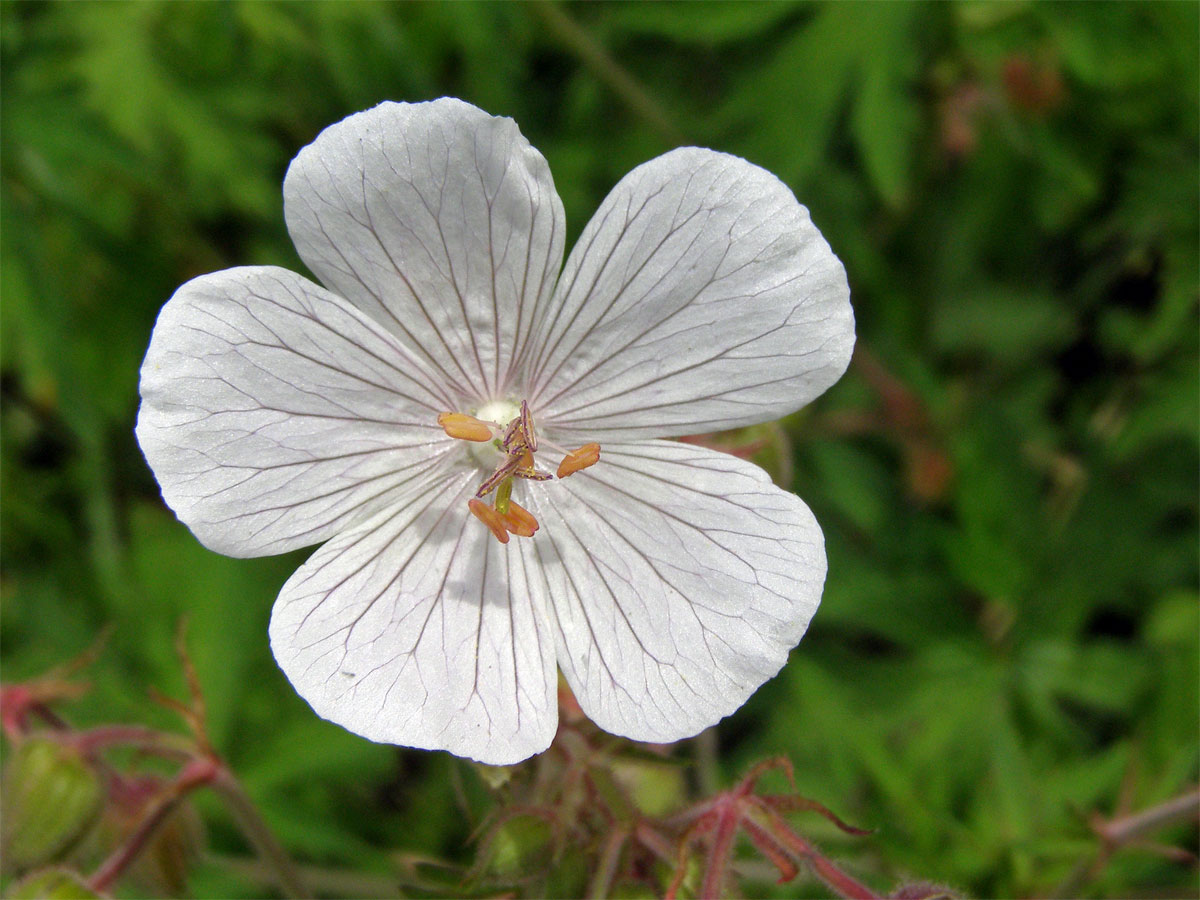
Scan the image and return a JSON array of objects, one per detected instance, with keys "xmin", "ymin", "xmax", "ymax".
[
  {"xmin": 557, "ymin": 443, "xmax": 601, "ymax": 479},
  {"xmin": 468, "ymin": 498, "xmax": 510, "ymax": 544},
  {"xmin": 519, "ymin": 401, "xmax": 537, "ymax": 453},
  {"xmin": 501, "ymin": 502, "xmax": 539, "ymax": 538},
  {"xmin": 476, "ymin": 455, "xmax": 522, "ymax": 498},
  {"xmin": 437, "ymin": 412, "xmax": 494, "ymax": 442},
  {"xmin": 500, "ymin": 400, "xmax": 538, "ymax": 454},
  {"xmin": 501, "ymin": 418, "xmax": 525, "ymax": 454},
  {"xmin": 514, "ymin": 450, "xmax": 553, "ymax": 481}
]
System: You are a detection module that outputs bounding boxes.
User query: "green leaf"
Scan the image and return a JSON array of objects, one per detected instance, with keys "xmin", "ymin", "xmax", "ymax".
[
  {"xmin": 848, "ymin": 4, "xmax": 921, "ymax": 208},
  {"xmin": 932, "ymin": 286, "xmax": 1077, "ymax": 365}
]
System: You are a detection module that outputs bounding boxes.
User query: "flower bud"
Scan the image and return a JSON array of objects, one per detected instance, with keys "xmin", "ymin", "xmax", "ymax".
[
  {"xmin": 1, "ymin": 739, "xmax": 104, "ymax": 874},
  {"xmin": 483, "ymin": 813, "xmax": 555, "ymax": 878},
  {"xmin": 612, "ymin": 758, "xmax": 686, "ymax": 817}
]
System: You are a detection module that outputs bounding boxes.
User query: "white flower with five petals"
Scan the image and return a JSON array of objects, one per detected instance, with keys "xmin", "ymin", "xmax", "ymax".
[{"xmin": 136, "ymin": 99, "xmax": 854, "ymax": 765}]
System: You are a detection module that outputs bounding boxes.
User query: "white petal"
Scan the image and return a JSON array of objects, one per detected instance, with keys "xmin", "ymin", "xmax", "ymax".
[
  {"xmin": 269, "ymin": 468, "xmax": 559, "ymax": 765},
  {"xmin": 521, "ymin": 440, "xmax": 824, "ymax": 742},
  {"xmin": 136, "ymin": 266, "xmax": 453, "ymax": 558},
  {"xmin": 527, "ymin": 148, "xmax": 854, "ymax": 440},
  {"xmin": 284, "ymin": 99, "xmax": 566, "ymax": 402}
]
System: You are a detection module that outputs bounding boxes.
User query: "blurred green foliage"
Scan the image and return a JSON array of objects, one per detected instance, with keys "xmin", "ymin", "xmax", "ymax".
[{"xmin": 2, "ymin": 2, "xmax": 1196, "ymax": 897}]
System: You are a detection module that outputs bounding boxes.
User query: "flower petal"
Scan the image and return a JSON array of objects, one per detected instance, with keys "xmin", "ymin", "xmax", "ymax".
[
  {"xmin": 269, "ymin": 469, "xmax": 559, "ymax": 765},
  {"xmin": 136, "ymin": 266, "xmax": 453, "ymax": 558},
  {"xmin": 284, "ymin": 99, "xmax": 566, "ymax": 402},
  {"xmin": 521, "ymin": 440, "xmax": 825, "ymax": 743},
  {"xmin": 528, "ymin": 148, "xmax": 854, "ymax": 440}
]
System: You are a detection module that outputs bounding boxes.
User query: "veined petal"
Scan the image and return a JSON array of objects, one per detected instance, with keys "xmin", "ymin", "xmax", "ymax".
[
  {"xmin": 528, "ymin": 148, "xmax": 854, "ymax": 440},
  {"xmin": 521, "ymin": 440, "xmax": 825, "ymax": 743},
  {"xmin": 136, "ymin": 266, "xmax": 452, "ymax": 558},
  {"xmin": 284, "ymin": 99, "xmax": 566, "ymax": 402},
  {"xmin": 269, "ymin": 469, "xmax": 559, "ymax": 765}
]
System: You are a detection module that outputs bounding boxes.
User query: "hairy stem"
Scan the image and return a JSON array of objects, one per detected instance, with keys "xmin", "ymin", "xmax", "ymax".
[{"xmin": 700, "ymin": 809, "xmax": 739, "ymax": 900}]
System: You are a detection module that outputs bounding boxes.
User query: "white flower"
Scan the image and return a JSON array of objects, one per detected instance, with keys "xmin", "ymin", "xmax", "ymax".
[{"xmin": 136, "ymin": 99, "xmax": 855, "ymax": 765}]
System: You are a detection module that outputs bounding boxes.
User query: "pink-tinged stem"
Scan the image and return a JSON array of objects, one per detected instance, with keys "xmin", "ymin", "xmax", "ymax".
[
  {"xmin": 700, "ymin": 808, "xmax": 740, "ymax": 900},
  {"xmin": 1095, "ymin": 788, "xmax": 1200, "ymax": 845},
  {"xmin": 805, "ymin": 848, "xmax": 880, "ymax": 900},
  {"xmin": 87, "ymin": 756, "xmax": 219, "ymax": 894},
  {"xmin": 758, "ymin": 805, "xmax": 880, "ymax": 900},
  {"xmin": 71, "ymin": 725, "xmax": 193, "ymax": 760},
  {"xmin": 635, "ymin": 821, "xmax": 676, "ymax": 862},
  {"xmin": 741, "ymin": 816, "xmax": 800, "ymax": 883},
  {"xmin": 588, "ymin": 826, "xmax": 628, "ymax": 899}
]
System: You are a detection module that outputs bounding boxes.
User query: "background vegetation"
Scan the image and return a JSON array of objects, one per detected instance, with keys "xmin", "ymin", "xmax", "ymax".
[{"xmin": 2, "ymin": 2, "xmax": 1197, "ymax": 897}]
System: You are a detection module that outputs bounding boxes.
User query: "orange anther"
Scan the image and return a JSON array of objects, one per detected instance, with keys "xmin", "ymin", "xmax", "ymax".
[
  {"xmin": 468, "ymin": 498, "xmax": 510, "ymax": 544},
  {"xmin": 438, "ymin": 412, "xmax": 494, "ymax": 442},
  {"xmin": 557, "ymin": 443, "xmax": 601, "ymax": 479},
  {"xmin": 501, "ymin": 502, "xmax": 539, "ymax": 538}
]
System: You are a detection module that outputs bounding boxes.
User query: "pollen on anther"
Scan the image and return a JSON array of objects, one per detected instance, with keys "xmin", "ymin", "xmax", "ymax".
[
  {"xmin": 438, "ymin": 412, "xmax": 494, "ymax": 442},
  {"xmin": 557, "ymin": 443, "xmax": 601, "ymax": 479},
  {"xmin": 468, "ymin": 498, "xmax": 510, "ymax": 544},
  {"xmin": 501, "ymin": 502, "xmax": 539, "ymax": 538}
]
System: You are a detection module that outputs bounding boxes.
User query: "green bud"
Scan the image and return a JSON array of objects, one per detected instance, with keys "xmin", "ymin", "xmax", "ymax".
[
  {"xmin": 1, "ymin": 739, "xmax": 104, "ymax": 874},
  {"xmin": 612, "ymin": 758, "xmax": 687, "ymax": 817},
  {"xmin": 5, "ymin": 868, "xmax": 103, "ymax": 899},
  {"xmin": 485, "ymin": 814, "xmax": 554, "ymax": 878}
]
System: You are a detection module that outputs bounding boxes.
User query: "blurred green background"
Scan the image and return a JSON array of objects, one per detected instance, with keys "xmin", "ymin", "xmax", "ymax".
[{"xmin": 2, "ymin": 2, "xmax": 1197, "ymax": 897}]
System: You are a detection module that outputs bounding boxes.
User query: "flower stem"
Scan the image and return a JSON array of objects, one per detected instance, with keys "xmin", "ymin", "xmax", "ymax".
[
  {"xmin": 87, "ymin": 756, "xmax": 219, "ymax": 894},
  {"xmin": 209, "ymin": 766, "xmax": 312, "ymax": 899},
  {"xmin": 759, "ymin": 805, "xmax": 879, "ymax": 899},
  {"xmin": 588, "ymin": 826, "xmax": 629, "ymax": 899},
  {"xmin": 587, "ymin": 765, "xmax": 636, "ymax": 824},
  {"xmin": 1096, "ymin": 788, "xmax": 1200, "ymax": 845},
  {"xmin": 699, "ymin": 808, "xmax": 739, "ymax": 900}
]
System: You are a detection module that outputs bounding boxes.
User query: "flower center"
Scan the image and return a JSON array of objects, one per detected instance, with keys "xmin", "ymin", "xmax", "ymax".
[
  {"xmin": 466, "ymin": 399, "xmax": 520, "ymax": 467},
  {"xmin": 437, "ymin": 400, "xmax": 601, "ymax": 544}
]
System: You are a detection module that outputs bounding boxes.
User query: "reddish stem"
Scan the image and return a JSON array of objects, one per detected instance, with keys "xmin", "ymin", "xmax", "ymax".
[
  {"xmin": 805, "ymin": 849, "xmax": 880, "ymax": 900},
  {"xmin": 742, "ymin": 816, "xmax": 800, "ymax": 882},
  {"xmin": 759, "ymin": 805, "xmax": 880, "ymax": 900},
  {"xmin": 700, "ymin": 805, "xmax": 740, "ymax": 900},
  {"xmin": 86, "ymin": 755, "xmax": 219, "ymax": 893},
  {"xmin": 634, "ymin": 821, "xmax": 675, "ymax": 862},
  {"xmin": 1095, "ymin": 788, "xmax": 1200, "ymax": 846},
  {"xmin": 71, "ymin": 725, "xmax": 193, "ymax": 760},
  {"xmin": 588, "ymin": 826, "xmax": 628, "ymax": 899}
]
